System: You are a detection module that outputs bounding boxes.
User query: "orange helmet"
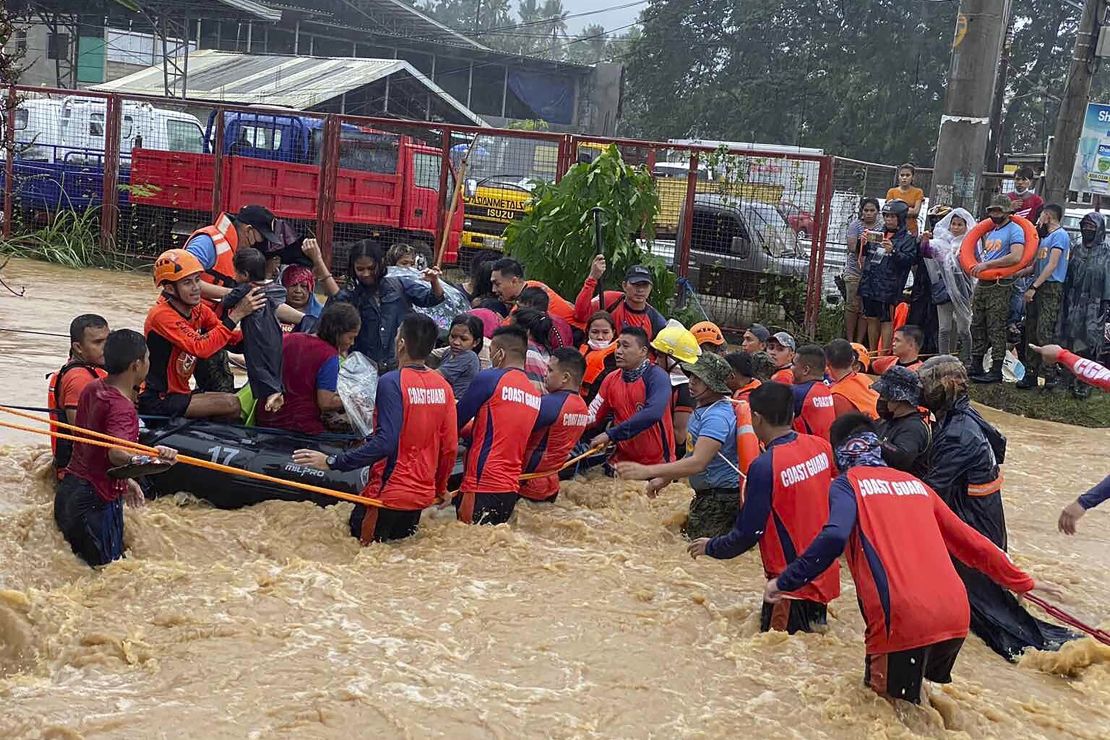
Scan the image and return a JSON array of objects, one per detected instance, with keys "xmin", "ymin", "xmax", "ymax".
[
  {"xmin": 153, "ymin": 249, "xmax": 204, "ymax": 285},
  {"xmin": 691, "ymin": 321, "xmax": 725, "ymax": 347},
  {"xmin": 850, "ymin": 342, "xmax": 871, "ymax": 372}
]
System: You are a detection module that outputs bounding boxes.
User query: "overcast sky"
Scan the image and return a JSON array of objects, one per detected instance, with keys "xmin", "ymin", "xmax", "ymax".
[{"xmin": 561, "ymin": 0, "xmax": 644, "ymax": 35}]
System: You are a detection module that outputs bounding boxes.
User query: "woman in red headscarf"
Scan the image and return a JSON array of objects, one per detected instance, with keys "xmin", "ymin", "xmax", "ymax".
[{"xmin": 280, "ymin": 265, "xmax": 322, "ymax": 333}]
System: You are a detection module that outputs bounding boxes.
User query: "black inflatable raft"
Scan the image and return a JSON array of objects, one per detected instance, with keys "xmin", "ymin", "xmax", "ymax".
[{"xmin": 140, "ymin": 419, "xmax": 368, "ymax": 509}]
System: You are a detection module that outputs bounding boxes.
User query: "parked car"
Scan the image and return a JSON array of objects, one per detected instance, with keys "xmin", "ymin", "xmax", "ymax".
[{"xmin": 777, "ymin": 200, "xmax": 814, "ymax": 239}]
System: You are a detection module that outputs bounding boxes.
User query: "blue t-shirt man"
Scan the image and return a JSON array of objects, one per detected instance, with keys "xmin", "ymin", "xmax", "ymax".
[
  {"xmin": 1034, "ymin": 226, "xmax": 1070, "ymax": 284},
  {"xmin": 185, "ymin": 233, "xmax": 219, "ymax": 271},
  {"xmin": 686, "ymin": 398, "xmax": 739, "ymax": 490},
  {"xmin": 978, "ymin": 220, "xmax": 1025, "ymax": 263}
]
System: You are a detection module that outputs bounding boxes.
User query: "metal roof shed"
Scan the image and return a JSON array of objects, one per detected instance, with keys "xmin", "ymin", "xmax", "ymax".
[{"xmin": 92, "ymin": 49, "xmax": 487, "ymax": 126}]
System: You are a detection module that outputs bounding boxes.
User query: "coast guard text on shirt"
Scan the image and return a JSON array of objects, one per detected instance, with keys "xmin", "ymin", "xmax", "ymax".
[
  {"xmin": 857, "ymin": 476, "xmax": 929, "ymax": 498},
  {"xmin": 501, "ymin": 385, "xmax": 542, "ymax": 409},
  {"xmin": 407, "ymin": 386, "xmax": 448, "ymax": 405},
  {"xmin": 779, "ymin": 451, "xmax": 831, "ymax": 488}
]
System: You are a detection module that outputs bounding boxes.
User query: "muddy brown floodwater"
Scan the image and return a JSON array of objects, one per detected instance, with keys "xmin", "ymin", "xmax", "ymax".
[{"xmin": 0, "ymin": 257, "xmax": 1108, "ymax": 738}]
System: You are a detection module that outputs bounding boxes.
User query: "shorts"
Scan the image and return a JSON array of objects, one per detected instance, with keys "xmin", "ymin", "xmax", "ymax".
[
  {"xmin": 349, "ymin": 505, "xmax": 422, "ymax": 544},
  {"xmin": 760, "ymin": 599, "xmax": 829, "ymax": 634},
  {"xmin": 54, "ymin": 474, "xmax": 124, "ymax": 567},
  {"xmin": 864, "ymin": 637, "xmax": 965, "ymax": 703},
  {"xmin": 137, "ymin": 390, "xmax": 192, "ymax": 418},
  {"xmin": 455, "ymin": 491, "xmax": 520, "ymax": 525},
  {"xmin": 684, "ymin": 488, "xmax": 740, "ymax": 539},
  {"xmin": 843, "ymin": 275, "xmax": 861, "ymax": 313},
  {"xmin": 862, "ymin": 298, "xmax": 892, "ymax": 322}
]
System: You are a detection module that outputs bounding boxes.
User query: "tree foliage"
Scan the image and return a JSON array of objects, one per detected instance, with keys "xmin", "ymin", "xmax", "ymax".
[
  {"xmin": 503, "ymin": 145, "xmax": 675, "ymax": 308},
  {"xmin": 622, "ymin": 0, "xmax": 1098, "ymax": 164}
]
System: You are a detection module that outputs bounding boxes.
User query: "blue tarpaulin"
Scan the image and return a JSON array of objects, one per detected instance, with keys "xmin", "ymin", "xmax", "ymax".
[{"xmin": 507, "ymin": 69, "xmax": 575, "ymax": 125}]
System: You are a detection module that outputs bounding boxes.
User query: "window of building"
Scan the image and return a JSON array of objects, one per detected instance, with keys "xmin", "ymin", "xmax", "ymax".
[
  {"xmin": 167, "ymin": 119, "xmax": 204, "ymax": 153},
  {"xmin": 48, "ymin": 32, "xmax": 71, "ymax": 61},
  {"xmin": 15, "ymin": 30, "xmax": 27, "ymax": 55}
]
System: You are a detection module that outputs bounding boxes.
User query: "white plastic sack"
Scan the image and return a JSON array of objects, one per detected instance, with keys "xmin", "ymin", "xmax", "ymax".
[
  {"xmin": 338, "ymin": 351, "xmax": 379, "ymax": 436},
  {"xmin": 387, "ymin": 266, "xmax": 472, "ymax": 332}
]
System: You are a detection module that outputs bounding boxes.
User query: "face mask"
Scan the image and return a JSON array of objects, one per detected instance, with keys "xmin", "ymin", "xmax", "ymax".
[
  {"xmin": 922, "ymin": 385, "xmax": 947, "ymax": 413},
  {"xmin": 876, "ymin": 399, "xmax": 893, "ymax": 419},
  {"xmin": 1036, "ymin": 224, "xmax": 1049, "ymax": 238},
  {"xmin": 588, "ymin": 339, "xmax": 612, "ymax": 351},
  {"xmin": 990, "ymin": 215, "xmax": 1007, "ymax": 226}
]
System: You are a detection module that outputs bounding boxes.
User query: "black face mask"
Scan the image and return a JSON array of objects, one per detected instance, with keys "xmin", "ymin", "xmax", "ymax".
[
  {"xmin": 1082, "ymin": 229, "xmax": 1098, "ymax": 246},
  {"xmin": 989, "ymin": 215, "xmax": 1008, "ymax": 226},
  {"xmin": 922, "ymin": 385, "xmax": 947, "ymax": 413},
  {"xmin": 1036, "ymin": 224, "xmax": 1049, "ymax": 238},
  {"xmin": 876, "ymin": 398, "xmax": 893, "ymax": 420}
]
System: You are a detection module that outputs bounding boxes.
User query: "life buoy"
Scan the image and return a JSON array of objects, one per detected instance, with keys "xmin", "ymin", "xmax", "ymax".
[
  {"xmin": 733, "ymin": 399, "xmax": 761, "ymax": 506},
  {"xmin": 958, "ymin": 215, "xmax": 1039, "ymax": 280}
]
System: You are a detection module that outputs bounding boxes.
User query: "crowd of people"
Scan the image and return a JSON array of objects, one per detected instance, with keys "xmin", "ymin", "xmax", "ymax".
[
  {"xmin": 843, "ymin": 165, "xmax": 1110, "ymax": 396},
  {"xmin": 43, "ymin": 200, "xmax": 1109, "ymax": 707}
]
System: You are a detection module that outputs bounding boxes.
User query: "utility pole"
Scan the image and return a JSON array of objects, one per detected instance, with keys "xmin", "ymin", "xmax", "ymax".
[
  {"xmin": 930, "ymin": 0, "xmax": 1013, "ymax": 212},
  {"xmin": 1043, "ymin": 0, "xmax": 1105, "ymax": 205}
]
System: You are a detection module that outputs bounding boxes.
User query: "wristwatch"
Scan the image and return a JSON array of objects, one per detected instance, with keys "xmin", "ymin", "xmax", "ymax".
[{"xmin": 326, "ymin": 455, "xmax": 337, "ymax": 469}]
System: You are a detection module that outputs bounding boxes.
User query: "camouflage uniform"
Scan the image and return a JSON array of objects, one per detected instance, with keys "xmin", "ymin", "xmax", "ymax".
[
  {"xmin": 970, "ymin": 280, "xmax": 1011, "ymax": 370},
  {"xmin": 1023, "ymin": 281, "xmax": 1063, "ymax": 377}
]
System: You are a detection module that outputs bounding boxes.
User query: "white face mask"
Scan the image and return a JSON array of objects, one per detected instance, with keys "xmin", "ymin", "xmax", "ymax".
[{"xmin": 588, "ymin": 339, "xmax": 612, "ymax": 351}]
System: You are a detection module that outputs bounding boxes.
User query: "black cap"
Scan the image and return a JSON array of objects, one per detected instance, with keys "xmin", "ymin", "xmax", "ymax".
[
  {"xmin": 872, "ymin": 365, "xmax": 923, "ymax": 405},
  {"xmin": 747, "ymin": 323, "xmax": 771, "ymax": 343},
  {"xmin": 234, "ymin": 204, "xmax": 281, "ymax": 244},
  {"xmin": 624, "ymin": 265, "xmax": 654, "ymax": 285}
]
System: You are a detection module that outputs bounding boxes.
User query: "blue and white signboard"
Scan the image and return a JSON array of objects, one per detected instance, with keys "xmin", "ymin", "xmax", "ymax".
[{"xmin": 1070, "ymin": 102, "xmax": 1110, "ymax": 196}]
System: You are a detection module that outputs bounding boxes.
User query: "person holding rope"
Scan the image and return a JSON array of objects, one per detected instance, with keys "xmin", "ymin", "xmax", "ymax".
[
  {"xmin": 825, "ymin": 339, "xmax": 879, "ymax": 419},
  {"xmin": 790, "ymin": 344, "xmax": 835, "ymax": 441},
  {"xmin": 686, "ymin": 382, "xmax": 838, "ymax": 634},
  {"xmin": 294, "ymin": 314, "xmax": 457, "ymax": 543},
  {"xmin": 48, "ymin": 314, "xmax": 109, "ymax": 475},
  {"xmin": 519, "ymin": 349, "xmax": 591, "ymax": 504},
  {"xmin": 573, "ymin": 258, "xmax": 668, "ymax": 339},
  {"xmin": 615, "ymin": 352, "xmax": 740, "ymax": 538},
  {"xmin": 56, "ymin": 329, "xmax": 177, "ymax": 567},
  {"xmin": 765, "ymin": 413, "xmax": 1045, "ymax": 704}
]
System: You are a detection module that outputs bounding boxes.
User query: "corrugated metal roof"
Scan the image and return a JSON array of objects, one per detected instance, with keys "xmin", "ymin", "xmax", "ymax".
[{"xmin": 93, "ymin": 50, "xmax": 486, "ymax": 126}]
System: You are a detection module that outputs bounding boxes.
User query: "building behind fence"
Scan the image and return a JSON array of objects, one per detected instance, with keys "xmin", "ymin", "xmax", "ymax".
[{"xmin": 1, "ymin": 85, "xmax": 1024, "ymax": 337}]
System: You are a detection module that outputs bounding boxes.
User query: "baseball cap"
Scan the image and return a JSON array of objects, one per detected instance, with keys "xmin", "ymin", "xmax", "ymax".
[
  {"xmin": 624, "ymin": 265, "xmax": 654, "ymax": 285},
  {"xmin": 681, "ymin": 352, "xmax": 733, "ymax": 395},
  {"xmin": 234, "ymin": 204, "xmax": 281, "ymax": 244},
  {"xmin": 986, "ymin": 194, "xmax": 1014, "ymax": 213},
  {"xmin": 872, "ymin": 365, "xmax": 923, "ymax": 405},
  {"xmin": 747, "ymin": 323, "xmax": 771, "ymax": 343},
  {"xmin": 768, "ymin": 331, "xmax": 796, "ymax": 352}
]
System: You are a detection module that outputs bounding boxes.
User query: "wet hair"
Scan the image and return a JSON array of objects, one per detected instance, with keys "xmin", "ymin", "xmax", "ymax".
[
  {"xmin": 385, "ymin": 242, "xmax": 426, "ymax": 268},
  {"xmin": 491, "ymin": 257, "xmax": 524, "ymax": 280},
  {"xmin": 830, "ymin": 413, "xmax": 875, "ymax": 450},
  {"xmin": 551, "ymin": 347, "xmax": 586, "ymax": 383},
  {"xmin": 345, "ymin": 239, "xmax": 387, "ymax": 286},
  {"xmin": 398, "ymin": 314, "xmax": 438, "ymax": 360},
  {"xmin": 1014, "ymin": 166, "xmax": 1035, "ymax": 181},
  {"xmin": 316, "ymin": 302, "xmax": 361, "ymax": 350},
  {"xmin": 468, "ymin": 249, "xmax": 501, "ymax": 300},
  {"xmin": 749, "ymin": 381, "xmax": 794, "ymax": 426},
  {"xmin": 619, "ymin": 326, "xmax": 649, "ymax": 348},
  {"xmin": 233, "ymin": 247, "xmax": 267, "ymax": 282},
  {"xmin": 518, "ymin": 286, "xmax": 550, "ymax": 312},
  {"xmin": 918, "ymin": 355, "xmax": 969, "ymax": 412},
  {"xmin": 825, "ymin": 338, "xmax": 856, "ymax": 370},
  {"xmin": 449, "ymin": 314, "xmax": 484, "ymax": 353},
  {"xmin": 898, "ymin": 163, "xmax": 915, "ymax": 175},
  {"xmin": 70, "ymin": 313, "xmax": 108, "ymax": 344},
  {"xmin": 895, "ymin": 325, "xmax": 924, "ymax": 350},
  {"xmin": 588, "ymin": 310, "xmax": 617, "ymax": 333},
  {"xmin": 513, "ymin": 307, "xmax": 553, "ymax": 349},
  {"xmin": 795, "ymin": 344, "xmax": 826, "ymax": 373},
  {"xmin": 1043, "ymin": 203, "xmax": 1063, "ymax": 223},
  {"xmin": 103, "ymin": 329, "xmax": 147, "ymax": 375},
  {"xmin": 724, "ymin": 350, "xmax": 755, "ymax": 378},
  {"xmin": 491, "ymin": 325, "xmax": 528, "ymax": 357},
  {"xmin": 859, "ymin": 197, "xmax": 880, "ymax": 216}
]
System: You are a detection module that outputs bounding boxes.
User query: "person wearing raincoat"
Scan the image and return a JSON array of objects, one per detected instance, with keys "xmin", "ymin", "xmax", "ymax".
[
  {"xmin": 1056, "ymin": 212, "xmax": 1110, "ymax": 399},
  {"xmin": 918, "ymin": 355, "xmax": 1076, "ymax": 661},
  {"xmin": 859, "ymin": 201, "xmax": 918, "ymax": 353},
  {"xmin": 920, "ymin": 207, "xmax": 976, "ymax": 363}
]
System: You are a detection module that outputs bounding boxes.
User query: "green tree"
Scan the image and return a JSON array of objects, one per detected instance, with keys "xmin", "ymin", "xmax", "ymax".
[
  {"xmin": 503, "ymin": 144, "xmax": 675, "ymax": 309},
  {"xmin": 565, "ymin": 23, "xmax": 609, "ymax": 65}
]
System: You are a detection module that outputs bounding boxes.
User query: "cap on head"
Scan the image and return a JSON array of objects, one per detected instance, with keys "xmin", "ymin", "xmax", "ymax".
[
  {"xmin": 871, "ymin": 365, "xmax": 923, "ymax": 405},
  {"xmin": 235, "ymin": 204, "xmax": 281, "ymax": 244},
  {"xmin": 681, "ymin": 352, "xmax": 733, "ymax": 395},
  {"xmin": 747, "ymin": 323, "xmax": 771, "ymax": 343},
  {"xmin": 987, "ymin": 194, "xmax": 1014, "ymax": 213},
  {"xmin": 153, "ymin": 249, "xmax": 204, "ymax": 285},
  {"xmin": 850, "ymin": 342, "xmax": 871, "ymax": 372},
  {"xmin": 881, "ymin": 200, "xmax": 909, "ymax": 217},
  {"xmin": 691, "ymin": 321, "xmax": 725, "ymax": 347},
  {"xmin": 768, "ymin": 331, "xmax": 796, "ymax": 352},
  {"xmin": 624, "ymin": 265, "xmax": 654, "ymax": 285},
  {"xmin": 651, "ymin": 319, "xmax": 701, "ymax": 364}
]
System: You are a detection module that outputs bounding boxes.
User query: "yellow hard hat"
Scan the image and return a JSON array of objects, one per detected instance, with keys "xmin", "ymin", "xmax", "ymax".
[{"xmin": 651, "ymin": 319, "xmax": 702, "ymax": 364}]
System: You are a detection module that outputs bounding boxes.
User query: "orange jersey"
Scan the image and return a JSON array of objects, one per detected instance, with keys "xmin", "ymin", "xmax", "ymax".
[{"xmin": 144, "ymin": 296, "xmax": 241, "ymax": 397}]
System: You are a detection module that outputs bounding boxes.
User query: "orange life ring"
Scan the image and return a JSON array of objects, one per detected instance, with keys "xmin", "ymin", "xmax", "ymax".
[
  {"xmin": 733, "ymin": 399, "xmax": 761, "ymax": 506},
  {"xmin": 958, "ymin": 215, "xmax": 1039, "ymax": 280}
]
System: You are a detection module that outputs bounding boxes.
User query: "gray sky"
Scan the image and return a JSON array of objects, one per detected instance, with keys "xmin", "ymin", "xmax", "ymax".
[{"xmin": 561, "ymin": 0, "xmax": 644, "ymax": 35}]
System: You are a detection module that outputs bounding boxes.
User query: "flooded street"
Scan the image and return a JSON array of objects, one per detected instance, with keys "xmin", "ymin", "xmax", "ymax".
[{"xmin": 0, "ymin": 257, "xmax": 1108, "ymax": 738}]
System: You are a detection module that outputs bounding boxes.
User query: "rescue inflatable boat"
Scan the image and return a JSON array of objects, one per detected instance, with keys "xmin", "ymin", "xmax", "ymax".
[{"xmin": 139, "ymin": 419, "xmax": 369, "ymax": 509}]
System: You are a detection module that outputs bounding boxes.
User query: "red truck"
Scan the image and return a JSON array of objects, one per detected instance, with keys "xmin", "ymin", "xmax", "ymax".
[{"xmin": 129, "ymin": 112, "xmax": 462, "ymax": 264}]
